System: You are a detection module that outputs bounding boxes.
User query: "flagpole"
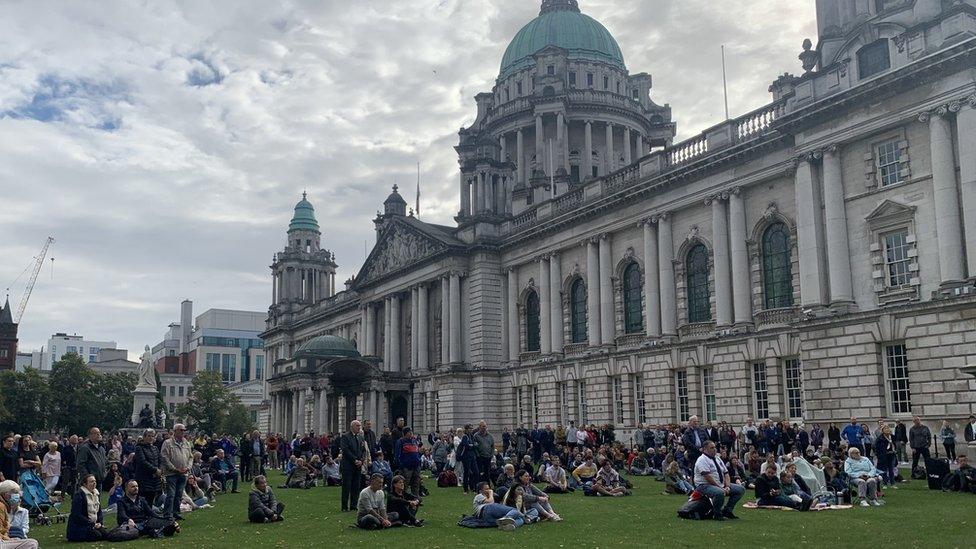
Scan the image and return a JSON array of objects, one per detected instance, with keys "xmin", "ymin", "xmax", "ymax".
[
  {"xmin": 549, "ymin": 138, "xmax": 555, "ymax": 198},
  {"xmin": 416, "ymin": 161, "xmax": 421, "ymax": 217},
  {"xmin": 721, "ymin": 45, "xmax": 730, "ymax": 121}
]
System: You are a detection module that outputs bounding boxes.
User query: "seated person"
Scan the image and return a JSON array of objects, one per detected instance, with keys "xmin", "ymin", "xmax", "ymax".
[
  {"xmin": 357, "ymin": 473, "xmax": 398, "ymax": 529},
  {"xmin": 209, "ymin": 449, "xmax": 240, "ymax": 493},
  {"xmin": 727, "ymin": 456, "xmax": 750, "ymax": 488},
  {"xmin": 495, "ymin": 464, "xmax": 516, "ymax": 502},
  {"xmin": 629, "ymin": 452, "xmax": 651, "ymax": 476},
  {"xmin": 6, "ymin": 491, "xmax": 30, "ymax": 541},
  {"xmin": 844, "ymin": 447, "xmax": 882, "ymax": 507},
  {"xmin": 783, "ymin": 463, "xmax": 812, "ymax": 498},
  {"xmin": 420, "ymin": 450, "xmax": 435, "ymax": 472},
  {"xmin": 571, "ymin": 455, "xmax": 598, "ymax": 489},
  {"xmin": 283, "ymin": 455, "xmax": 298, "ymax": 476},
  {"xmin": 105, "ymin": 474, "xmax": 125, "ymax": 512},
  {"xmin": 535, "ymin": 454, "xmax": 551, "ymax": 482},
  {"xmin": 779, "ymin": 471, "xmax": 813, "ymax": 511},
  {"xmin": 473, "ymin": 482, "xmax": 524, "ymax": 531},
  {"xmin": 755, "ymin": 463, "xmax": 802, "ymax": 509},
  {"xmin": 322, "ymin": 456, "xmax": 341, "ymax": 486},
  {"xmin": 67, "ymin": 474, "xmax": 108, "ymax": 542},
  {"xmin": 117, "ymin": 480, "xmax": 178, "ymax": 539},
  {"xmin": 515, "ymin": 470, "xmax": 562, "ymax": 521},
  {"xmin": 286, "ymin": 457, "xmax": 314, "ymax": 489},
  {"xmin": 190, "ymin": 451, "xmax": 216, "ymax": 497},
  {"xmin": 247, "ymin": 475, "xmax": 284, "ymax": 523},
  {"xmin": 543, "ymin": 458, "xmax": 571, "ymax": 493},
  {"xmin": 501, "ymin": 485, "xmax": 538, "ymax": 523},
  {"xmin": 369, "ymin": 451, "xmax": 394, "ymax": 488},
  {"xmin": 306, "ymin": 455, "xmax": 323, "ymax": 482},
  {"xmin": 822, "ymin": 461, "xmax": 847, "ymax": 495},
  {"xmin": 942, "ymin": 455, "xmax": 976, "ymax": 493},
  {"xmin": 664, "ymin": 461, "xmax": 693, "ymax": 495},
  {"xmin": 0, "ymin": 481, "xmax": 39, "ymax": 548},
  {"xmin": 387, "ymin": 475, "xmax": 424, "ymax": 527},
  {"xmin": 182, "ymin": 476, "xmax": 211, "ymax": 510},
  {"xmin": 592, "ymin": 460, "xmax": 630, "ymax": 497}
]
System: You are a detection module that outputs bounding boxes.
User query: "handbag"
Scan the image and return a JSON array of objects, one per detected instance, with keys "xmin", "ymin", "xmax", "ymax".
[{"xmin": 106, "ymin": 524, "xmax": 141, "ymax": 542}]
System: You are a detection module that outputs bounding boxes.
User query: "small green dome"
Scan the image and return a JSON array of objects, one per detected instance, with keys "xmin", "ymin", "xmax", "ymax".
[
  {"xmin": 294, "ymin": 335, "xmax": 360, "ymax": 359},
  {"xmin": 499, "ymin": 1, "xmax": 625, "ymax": 79},
  {"xmin": 288, "ymin": 192, "xmax": 320, "ymax": 233}
]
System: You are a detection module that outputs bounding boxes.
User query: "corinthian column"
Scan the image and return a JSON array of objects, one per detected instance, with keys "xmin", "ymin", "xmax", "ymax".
[
  {"xmin": 507, "ymin": 269, "xmax": 519, "ymax": 360},
  {"xmin": 605, "ymin": 122, "xmax": 614, "ymax": 174},
  {"xmin": 922, "ymin": 107, "xmax": 965, "ymax": 284},
  {"xmin": 539, "ymin": 256, "xmax": 552, "ymax": 354},
  {"xmin": 383, "ymin": 297, "xmax": 392, "ymax": 364},
  {"xmin": 599, "ymin": 234, "xmax": 614, "ymax": 343},
  {"xmin": 623, "ymin": 127, "xmax": 632, "ymax": 165},
  {"xmin": 449, "ymin": 273, "xmax": 462, "ymax": 363},
  {"xmin": 642, "ymin": 220, "xmax": 661, "ymax": 336},
  {"xmin": 794, "ymin": 154, "xmax": 826, "ymax": 307},
  {"xmin": 410, "ymin": 287, "xmax": 419, "ymax": 369},
  {"xmin": 549, "ymin": 253, "xmax": 563, "ymax": 353},
  {"xmin": 658, "ymin": 213, "xmax": 677, "ymax": 336},
  {"xmin": 958, "ymin": 97, "xmax": 976, "ymax": 278},
  {"xmin": 711, "ymin": 195, "xmax": 732, "ymax": 327},
  {"xmin": 418, "ymin": 284, "xmax": 429, "ymax": 370},
  {"xmin": 440, "ymin": 276, "xmax": 450, "ymax": 364},
  {"xmin": 516, "ymin": 129, "xmax": 525, "ymax": 184},
  {"xmin": 535, "ymin": 114, "xmax": 544, "ymax": 174},
  {"xmin": 390, "ymin": 294, "xmax": 401, "ymax": 371},
  {"xmin": 584, "ymin": 120, "xmax": 593, "ymax": 180},
  {"xmin": 822, "ymin": 146, "xmax": 854, "ymax": 305},
  {"xmin": 728, "ymin": 189, "xmax": 752, "ymax": 324}
]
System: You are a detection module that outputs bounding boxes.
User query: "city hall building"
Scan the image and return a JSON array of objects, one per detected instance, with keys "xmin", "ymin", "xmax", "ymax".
[{"xmin": 263, "ymin": 0, "xmax": 976, "ymax": 439}]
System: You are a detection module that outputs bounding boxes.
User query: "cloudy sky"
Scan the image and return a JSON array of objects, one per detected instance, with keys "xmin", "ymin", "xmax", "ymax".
[{"xmin": 0, "ymin": 0, "xmax": 816, "ymax": 357}]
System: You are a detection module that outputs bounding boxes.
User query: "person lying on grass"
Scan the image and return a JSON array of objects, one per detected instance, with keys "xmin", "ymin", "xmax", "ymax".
[
  {"xmin": 248, "ymin": 475, "xmax": 284, "ymax": 523},
  {"xmin": 472, "ymin": 482, "xmax": 524, "ymax": 531}
]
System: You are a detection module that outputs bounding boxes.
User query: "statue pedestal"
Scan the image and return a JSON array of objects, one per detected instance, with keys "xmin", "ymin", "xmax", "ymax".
[{"xmin": 131, "ymin": 387, "xmax": 157, "ymax": 427}]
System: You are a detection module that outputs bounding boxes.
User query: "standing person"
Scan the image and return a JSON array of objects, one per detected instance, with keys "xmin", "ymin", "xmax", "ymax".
[
  {"xmin": 874, "ymin": 425, "xmax": 897, "ymax": 486},
  {"xmin": 266, "ymin": 434, "xmax": 279, "ymax": 471},
  {"xmin": 908, "ymin": 416, "xmax": 932, "ymax": 472},
  {"xmin": 502, "ymin": 428, "xmax": 512, "ymax": 454},
  {"xmin": 827, "ymin": 423, "xmax": 841, "ymax": 453},
  {"xmin": 841, "ymin": 418, "xmax": 864, "ymax": 454},
  {"xmin": 75, "ymin": 428, "xmax": 108, "ymax": 491},
  {"xmin": 692, "ymin": 441, "xmax": 744, "ymax": 521},
  {"xmin": 133, "ymin": 429, "xmax": 162, "ymax": 507},
  {"xmin": 939, "ymin": 420, "xmax": 957, "ymax": 462},
  {"xmin": 246, "ymin": 431, "xmax": 265, "ymax": 480},
  {"xmin": 457, "ymin": 425, "xmax": 480, "ymax": 494},
  {"xmin": 339, "ymin": 420, "xmax": 366, "ymax": 513},
  {"xmin": 60, "ymin": 435, "xmax": 79, "ymax": 493},
  {"xmin": 394, "ymin": 428, "xmax": 422, "ymax": 497},
  {"xmin": 565, "ymin": 422, "xmax": 577, "ymax": 450},
  {"xmin": 431, "ymin": 434, "xmax": 451, "ymax": 475},
  {"xmin": 362, "ymin": 421, "xmax": 378, "ymax": 460},
  {"xmin": 809, "ymin": 424, "xmax": 824, "ymax": 452},
  {"xmin": 473, "ymin": 421, "xmax": 495, "ymax": 486},
  {"xmin": 893, "ymin": 420, "xmax": 909, "ymax": 463},
  {"xmin": 681, "ymin": 416, "xmax": 710, "ymax": 463},
  {"xmin": 40, "ymin": 442, "xmax": 62, "ymax": 493},
  {"xmin": 160, "ymin": 424, "xmax": 192, "ymax": 522},
  {"xmin": 964, "ymin": 415, "xmax": 976, "ymax": 445},
  {"xmin": 0, "ymin": 437, "xmax": 18, "ymax": 484}
]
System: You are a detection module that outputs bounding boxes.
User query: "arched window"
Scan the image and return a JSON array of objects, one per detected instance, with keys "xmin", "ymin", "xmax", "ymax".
[
  {"xmin": 525, "ymin": 290, "xmax": 541, "ymax": 352},
  {"xmin": 762, "ymin": 222, "xmax": 794, "ymax": 309},
  {"xmin": 623, "ymin": 262, "xmax": 643, "ymax": 334},
  {"xmin": 570, "ymin": 278, "xmax": 587, "ymax": 343},
  {"xmin": 686, "ymin": 244, "xmax": 711, "ymax": 323}
]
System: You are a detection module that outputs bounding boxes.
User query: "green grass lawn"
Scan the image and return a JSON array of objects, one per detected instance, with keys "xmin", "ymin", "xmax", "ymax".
[{"xmin": 31, "ymin": 471, "xmax": 975, "ymax": 548}]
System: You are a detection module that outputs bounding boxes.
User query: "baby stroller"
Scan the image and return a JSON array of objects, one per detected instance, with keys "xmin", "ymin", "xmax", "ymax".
[{"xmin": 19, "ymin": 470, "xmax": 66, "ymax": 525}]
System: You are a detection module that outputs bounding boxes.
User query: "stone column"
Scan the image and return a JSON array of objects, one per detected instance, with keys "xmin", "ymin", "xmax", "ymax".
[
  {"xmin": 418, "ymin": 283, "xmax": 429, "ymax": 370},
  {"xmin": 319, "ymin": 389, "xmax": 329, "ymax": 433},
  {"xmin": 440, "ymin": 276, "xmax": 450, "ymax": 364},
  {"xmin": 642, "ymin": 220, "xmax": 661, "ymax": 337},
  {"xmin": 507, "ymin": 268, "xmax": 520, "ymax": 360},
  {"xmin": 623, "ymin": 127, "xmax": 632, "ymax": 165},
  {"xmin": 516, "ymin": 129, "xmax": 525, "ymax": 184},
  {"xmin": 499, "ymin": 134, "xmax": 506, "ymax": 163},
  {"xmin": 586, "ymin": 238, "xmax": 602, "ymax": 346},
  {"xmin": 822, "ymin": 146, "xmax": 854, "ymax": 305},
  {"xmin": 459, "ymin": 174, "xmax": 470, "ymax": 216},
  {"xmin": 584, "ymin": 120, "xmax": 593, "ymax": 180},
  {"xmin": 410, "ymin": 287, "xmax": 419, "ymax": 370},
  {"xmin": 295, "ymin": 389, "xmax": 305, "ymax": 434},
  {"xmin": 384, "ymin": 297, "xmax": 392, "ymax": 366},
  {"xmin": 558, "ymin": 112, "xmax": 569, "ymax": 173},
  {"xmin": 503, "ymin": 175, "xmax": 512, "ymax": 214},
  {"xmin": 362, "ymin": 391, "xmax": 373, "ymax": 424},
  {"xmin": 269, "ymin": 393, "xmax": 278, "ymax": 433},
  {"xmin": 391, "ymin": 294, "xmax": 401, "ymax": 371},
  {"xmin": 658, "ymin": 213, "xmax": 677, "ymax": 336},
  {"xmin": 539, "ymin": 256, "xmax": 552, "ymax": 354},
  {"xmin": 794, "ymin": 154, "xmax": 827, "ymax": 307},
  {"xmin": 599, "ymin": 234, "xmax": 614, "ymax": 343},
  {"xmin": 959, "ymin": 99, "xmax": 976, "ymax": 278},
  {"xmin": 605, "ymin": 122, "xmax": 614, "ymax": 174},
  {"xmin": 535, "ymin": 114, "xmax": 544, "ymax": 174},
  {"xmin": 728, "ymin": 188, "xmax": 752, "ymax": 324},
  {"xmin": 449, "ymin": 273, "xmax": 462, "ymax": 363},
  {"xmin": 312, "ymin": 389, "xmax": 321, "ymax": 433},
  {"xmin": 365, "ymin": 303, "xmax": 376, "ymax": 355},
  {"xmin": 359, "ymin": 306, "xmax": 368, "ymax": 352},
  {"xmin": 711, "ymin": 195, "xmax": 732, "ymax": 327},
  {"xmin": 923, "ymin": 107, "xmax": 966, "ymax": 284},
  {"xmin": 549, "ymin": 252, "xmax": 564, "ymax": 353}
]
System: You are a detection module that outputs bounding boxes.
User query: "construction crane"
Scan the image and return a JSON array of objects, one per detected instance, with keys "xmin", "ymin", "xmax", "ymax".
[{"xmin": 15, "ymin": 236, "xmax": 55, "ymax": 323}]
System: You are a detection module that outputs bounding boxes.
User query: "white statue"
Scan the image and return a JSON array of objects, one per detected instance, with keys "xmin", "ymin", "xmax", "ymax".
[{"xmin": 137, "ymin": 345, "xmax": 156, "ymax": 390}]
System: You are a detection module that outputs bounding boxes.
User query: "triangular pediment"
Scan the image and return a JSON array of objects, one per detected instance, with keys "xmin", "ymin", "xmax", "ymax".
[
  {"xmin": 865, "ymin": 199, "xmax": 915, "ymax": 223},
  {"xmin": 355, "ymin": 219, "xmax": 450, "ymax": 286}
]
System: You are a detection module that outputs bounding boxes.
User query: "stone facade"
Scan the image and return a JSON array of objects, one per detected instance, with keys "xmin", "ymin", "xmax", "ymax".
[{"xmin": 262, "ymin": 0, "xmax": 976, "ymax": 439}]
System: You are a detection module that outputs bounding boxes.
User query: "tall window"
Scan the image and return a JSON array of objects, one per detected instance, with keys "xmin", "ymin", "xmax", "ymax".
[
  {"xmin": 675, "ymin": 370, "xmax": 690, "ymax": 422},
  {"xmin": 702, "ymin": 367, "xmax": 717, "ymax": 422},
  {"xmin": 686, "ymin": 244, "xmax": 711, "ymax": 322},
  {"xmin": 532, "ymin": 385, "xmax": 540, "ymax": 426},
  {"xmin": 633, "ymin": 374, "xmax": 647, "ymax": 425},
  {"xmin": 558, "ymin": 382, "xmax": 567, "ymax": 425},
  {"xmin": 885, "ymin": 344, "xmax": 912, "ymax": 414},
  {"xmin": 784, "ymin": 358, "xmax": 803, "ymax": 419},
  {"xmin": 623, "ymin": 262, "xmax": 643, "ymax": 334},
  {"xmin": 570, "ymin": 279, "xmax": 588, "ymax": 343},
  {"xmin": 547, "ymin": 65, "xmax": 554, "ymax": 76},
  {"xmin": 586, "ymin": 73, "xmax": 593, "ymax": 87},
  {"xmin": 858, "ymin": 39, "xmax": 890, "ymax": 79},
  {"xmin": 762, "ymin": 223, "xmax": 793, "ymax": 309},
  {"xmin": 525, "ymin": 291, "xmax": 541, "ymax": 352},
  {"xmin": 612, "ymin": 377, "xmax": 624, "ymax": 424},
  {"xmin": 569, "ymin": 71, "xmax": 577, "ymax": 86},
  {"xmin": 516, "ymin": 82, "xmax": 523, "ymax": 96},
  {"xmin": 206, "ymin": 353, "xmax": 220, "ymax": 373},
  {"xmin": 603, "ymin": 75, "xmax": 609, "ymax": 89},
  {"xmin": 255, "ymin": 355, "xmax": 265, "ymax": 380},
  {"xmin": 883, "ymin": 230, "xmax": 911, "ymax": 287},
  {"xmin": 221, "ymin": 354, "xmax": 236, "ymax": 382},
  {"xmin": 876, "ymin": 140, "xmax": 903, "ymax": 187},
  {"xmin": 752, "ymin": 362, "xmax": 769, "ymax": 420},
  {"xmin": 517, "ymin": 386, "xmax": 526, "ymax": 426},
  {"xmin": 578, "ymin": 380, "xmax": 588, "ymax": 424}
]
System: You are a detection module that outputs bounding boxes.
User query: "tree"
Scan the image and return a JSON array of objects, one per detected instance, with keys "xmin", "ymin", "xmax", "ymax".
[
  {"xmin": 47, "ymin": 353, "xmax": 98, "ymax": 435},
  {"xmin": 0, "ymin": 368, "xmax": 49, "ymax": 434},
  {"xmin": 92, "ymin": 372, "xmax": 137, "ymax": 433},
  {"xmin": 177, "ymin": 371, "xmax": 239, "ymax": 434},
  {"xmin": 221, "ymin": 402, "xmax": 255, "ymax": 437}
]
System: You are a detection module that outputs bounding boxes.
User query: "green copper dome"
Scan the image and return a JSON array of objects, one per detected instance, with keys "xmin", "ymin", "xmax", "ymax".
[
  {"xmin": 294, "ymin": 334, "xmax": 361, "ymax": 359},
  {"xmin": 499, "ymin": 1, "xmax": 625, "ymax": 79},
  {"xmin": 288, "ymin": 192, "xmax": 320, "ymax": 233}
]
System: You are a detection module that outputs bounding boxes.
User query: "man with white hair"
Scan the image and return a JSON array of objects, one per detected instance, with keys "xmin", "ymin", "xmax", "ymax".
[
  {"xmin": 340, "ymin": 420, "xmax": 367, "ymax": 512},
  {"xmin": 0, "ymin": 479, "xmax": 39, "ymax": 548},
  {"xmin": 160, "ymin": 424, "xmax": 192, "ymax": 521},
  {"xmin": 844, "ymin": 447, "xmax": 882, "ymax": 507},
  {"xmin": 681, "ymin": 416, "xmax": 710, "ymax": 463}
]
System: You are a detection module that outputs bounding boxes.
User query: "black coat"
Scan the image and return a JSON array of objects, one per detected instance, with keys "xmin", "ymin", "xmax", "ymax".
[
  {"xmin": 133, "ymin": 442, "xmax": 161, "ymax": 494},
  {"xmin": 755, "ymin": 474, "xmax": 781, "ymax": 500},
  {"xmin": 117, "ymin": 494, "xmax": 153, "ymax": 525},
  {"xmin": 67, "ymin": 490, "xmax": 103, "ymax": 542},
  {"xmin": 339, "ymin": 432, "xmax": 365, "ymax": 472}
]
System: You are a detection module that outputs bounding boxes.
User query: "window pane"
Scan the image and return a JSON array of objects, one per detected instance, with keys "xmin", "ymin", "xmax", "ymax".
[
  {"xmin": 686, "ymin": 245, "xmax": 711, "ymax": 322},
  {"xmin": 885, "ymin": 344, "xmax": 912, "ymax": 414},
  {"xmin": 702, "ymin": 367, "xmax": 716, "ymax": 422},
  {"xmin": 634, "ymin": 375, "xmax": 647, "ymax": 425},
  {"xmin": 752, "ymin": 362, "xmax": 769, "ymax": 420},
  {"xmin": 785, "ymin": 358, "xmax": 803, "ymax": 418},
  {"xmin": 762, "ymin": 223, "xmax": 793, "ymax": 309},
  {"xmin": 578, "ymin": 380, "xmax": 588, "ymax": 424},
  {"xmin": 623, "ymin": 263, "xmax": 644, "ymax": 334},
  {"xmin": 883, "ymin": 230, "xmax": 911, "ymax": 287},
  {"xmin": 877, "ymin": 140, "xmax": 902, "ymax": 187},
  {"xmin": 526, "ymin": 291, "xmax": 541, "ymax": 352},
  {"xmin": 571, "ymin": 279, "xmax": 588, "ymax": 343},
  {"xmin": 676, "ymin": 370, "xmax": 689, "ymax": 422},
  {"xmin": 613, "ymin": 377, "xmax": 624, "ymax": 424}
]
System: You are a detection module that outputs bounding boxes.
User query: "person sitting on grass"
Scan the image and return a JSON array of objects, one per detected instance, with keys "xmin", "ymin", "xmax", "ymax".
[
  {"xmin": 571, "ymin": 453, "xmax": 598, "ymax": 491},
  {"xmin": 502, "ymin": 485, "xmax": 538, "ymax": 523},
  {"xmin": 286, "ymin": 457, "xmax": 314, "ymax": 489},
  {"xmin": 755, "ymin": 463, "xmax": 799, "ymax": 509},
  {"xmin": 248, "ymin": 475, "xmax": 284, "ymax": 523},
  {"xmin": 665, "ymin": 460, "xmax": 693, "ymax": 495},
  {"xmin": 495, "ymin": 463, "xmax": 517, "ymax": 501},
  {"xmin": 322, "ymin": 455, "xmax": 341, "ymax": 486},
  {"xmin": 210, "ymin": 449, "xmax": 239, "ymax": 493},
  {"xmin": 67, "ymin": 474, "xmax": 108, "ymax": 542},
  {"xmin": 357, "ymin": 473, "xmax": 399, "ymax": 529},
  {"xmin": 728, "ymin": 456, "xmax": 750, "ymax": 488},
  {"xmin": 182, "ymin": 475, "xmax": 212, "ymax": 510},
  {"xmin": 779, "ymin": 470, "xmax": 813, "ymax": 511},
  {"xmin": 283, "ymin": 455, "xmax": 298, "ymax": 476},
  {"xmin": 629, "ymin": 452, "xmax": 651, "ymax": 476},
  {"xmin": 117, "ymin": 480, "xmax": 178, "ymax": 539},
  {"xmin": 387, "ymin": 475, "xmax": 424, "ymax": 527},
  {"xmin": 514, "ymin": 470, "xmax": 562, "ymax": 521},
  {"xmin": 472, "ymin": 482, "xmax": 524, "ymax": 531},
  {"xmin": 592, "ymin": 460, "xmax": 630, "ymax": 497},
  {"xmin": 942, "ymin": 455, "xmax": 976, "ymax": 493},
  {"xmin": 544, "ymin": 457, "xmax": 571, "ymax": 493},
  {"xmin": 369, "ymin": 451, "xmax": 394, "ymax": 489},
  {"xmin": 844, "ymin": 447, "xmax": 882, "ymax": 507}
]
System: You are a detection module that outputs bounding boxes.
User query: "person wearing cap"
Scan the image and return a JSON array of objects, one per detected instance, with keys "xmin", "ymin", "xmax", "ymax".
[
  {"xmin": 357, "ymin": 473, "xmax": 398, "ymax": 529},
  {"xmin": 369, "ymin": 451, "xmax": 393, "ymax": 489},
  {"xmin": 395, "ymin": 428, "xmax": 422, "ymax": 496}
]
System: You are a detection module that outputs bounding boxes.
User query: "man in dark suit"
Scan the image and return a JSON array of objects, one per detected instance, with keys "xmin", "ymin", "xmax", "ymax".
[
  {"xmin": 964, "ymin": 415, "xmax": 976, "ymax": 444},
  {"xmin": 241, "ymin": 430, "xmax": 265, "ymax": 481},
  {"xmin": 339, "ymin": 420, "xmax": 366, "ymax": 512},
  {"xmin": 681, "ymin": 415, "xmax": 710, "ymax": 464}
]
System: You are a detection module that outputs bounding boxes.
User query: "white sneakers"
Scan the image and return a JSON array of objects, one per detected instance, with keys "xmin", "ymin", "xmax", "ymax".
[
  {"xmin": 496, "ymin": 517, "xmax": 516, "ymax": 531},
  {"xmin": 860, "ymin": 500, "xmax": 870, "ymax": 507}
]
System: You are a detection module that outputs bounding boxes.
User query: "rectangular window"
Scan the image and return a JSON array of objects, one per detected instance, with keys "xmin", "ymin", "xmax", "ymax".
[
  {"xmin": 603, "ymin": 75, "xmax": 609, "ymax": 89},
  {"xmin": 885, "ymin": 344, "xmax": 912, "ymax": 414},
  {"xmin": 205, "ymin": 353, "xmax": 219, "ymax": 373},
  {"xmin": 532, "ymin": 386, "xmax": 540, "ymax": 426},
  {"xmin": 67, "ymin": 346, "xmax": 77, "ymax": 354},
  {"xmin": 89, "ymin": 355, "xmax": 96, "ymax": 363},
  {"xmin": 675, "ymin": 370, "xmax": 690, "ymax": 422},
  {"xmin": 517, "ymin": 387, "xmax": 526, "ymax": 426},
  {"xmin": 612, "ymin": 377, "xmax": 624, "ymax": 424},
  {"xmin": 560, "ymin": 382, "xmax": 569, "ymax": 426},
  {"xmin": 632, "ymin": 89, "xmax": 639, "ymax": 100},
  {"xmin": 178, "ymin": 386, "xmax": 184, "ymax": 397},
  {"xmin": 752, "ymin": 362, "xmax": 769, "ymax": 420},
  {"xmin": 784, "ymin": 358, "xmax": 803, "ymax": 419},
  {"xmin": 221, "ymin": 353, "xmax": 236, "ymax": 383},
  {"xmin": 255, "ymin": 355, "xmax": 265, "ymax": 380},
  {"xmin": 578, "ymin": 380, "xmax": 588, "ymax": 424},
  {"xmin": 0, "ymin": 350, "xmax": 6, "ymax": 358},
  {"xmin": 569, "ymin": 71, "xmax": 576, "ymax": 86},
  {"xmin": 169, "ymin": 402, "xmax": 175, "ymax": 412},
  {"xmin": 702, "ymin": 367, "xmax": 717, "ymax": 422},
  {"xmin": 883, "ymin": 230, "xmax": 911, "ymax": 287},
  {"xmin": 633, "ymin": 375, "xmax": 646, "ymax": 425},
  {"xmin": 876, "ymin": 140, "xmax": 902, "ymax": 187},
  {"xmin": 586, "ymin": 73, "xmax": 593, "ymax": 87},
  {"xmin": 516, "ymin": 82, "xmax": 522, "ymax": 96},
  {"xmin": 169, "ymin": 386, "xmax": 175, "ymax": 397},
  {"xmin": 547, "ymin": 65, "xmax": 554, "ymax": 76}
]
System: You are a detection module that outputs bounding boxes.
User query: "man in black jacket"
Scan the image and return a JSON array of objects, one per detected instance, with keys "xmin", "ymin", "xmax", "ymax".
[
  {"xmin": 340, "ymin": 420, "xmax": 366, "ymax": 512},
  {"xmin": 133, "ymin": 430, "xmax": 163, "ymax": 506},
  {"xmin": 117, "ymin": 479, "xmax": 177, "ymax": 538},
  {"xmin": 893, "ymin": 420, "xmax": 909, "ymax": 463},
  {"xmin": 755, "ymin": 464, "xmax": 799, "ymax": 508},
  {"xmin": 964, "ymin": 415, "xmax": 976, "ymax": 444},
  {"xmin": 908, "ymin": 416, "xmax": 931, "ymax": 471},
  {"xmin": 76, "ymin": 427, "xmax": 108, "ymax": 490},
  {"xmin": 362, "ymin": 421, "xmax": 378, "ymax": 460},
  {"xmin": 681, "ymin": 416, "xmax": 710, "ymax": 463}
]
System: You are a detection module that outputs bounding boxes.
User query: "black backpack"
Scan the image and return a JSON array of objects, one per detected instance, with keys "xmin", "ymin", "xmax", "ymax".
[
  {"xmin": 911, "ymin": 466, "xmax": 926, "ymax": 480},
  {"xmin": 677, "ymin": 495, "xmax": 713, "ymax": 520}
]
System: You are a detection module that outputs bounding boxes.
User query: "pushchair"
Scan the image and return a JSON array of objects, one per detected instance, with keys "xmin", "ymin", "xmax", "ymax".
[{"xmin": 19, "ymin": 470, "xmax": 66, "ymax": 525}]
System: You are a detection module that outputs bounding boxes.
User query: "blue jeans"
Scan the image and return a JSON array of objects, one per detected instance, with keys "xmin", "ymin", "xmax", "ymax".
[
  {"xmin": 697, "ymin": 484, "xmax": 745, "ymax": 518},
  {"xmin": 164, "ymin": 474, "xmax": 187, "ymax": 519},
  {"xmin": 479, "ymin": 503, "xmax": 525, "ymax": 527}
]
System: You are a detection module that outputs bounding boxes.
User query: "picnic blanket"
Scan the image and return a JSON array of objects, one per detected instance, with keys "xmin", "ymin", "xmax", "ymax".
[{"xmin": 742, "ymin": 501, "xmax": 852, "ymax": 511}]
